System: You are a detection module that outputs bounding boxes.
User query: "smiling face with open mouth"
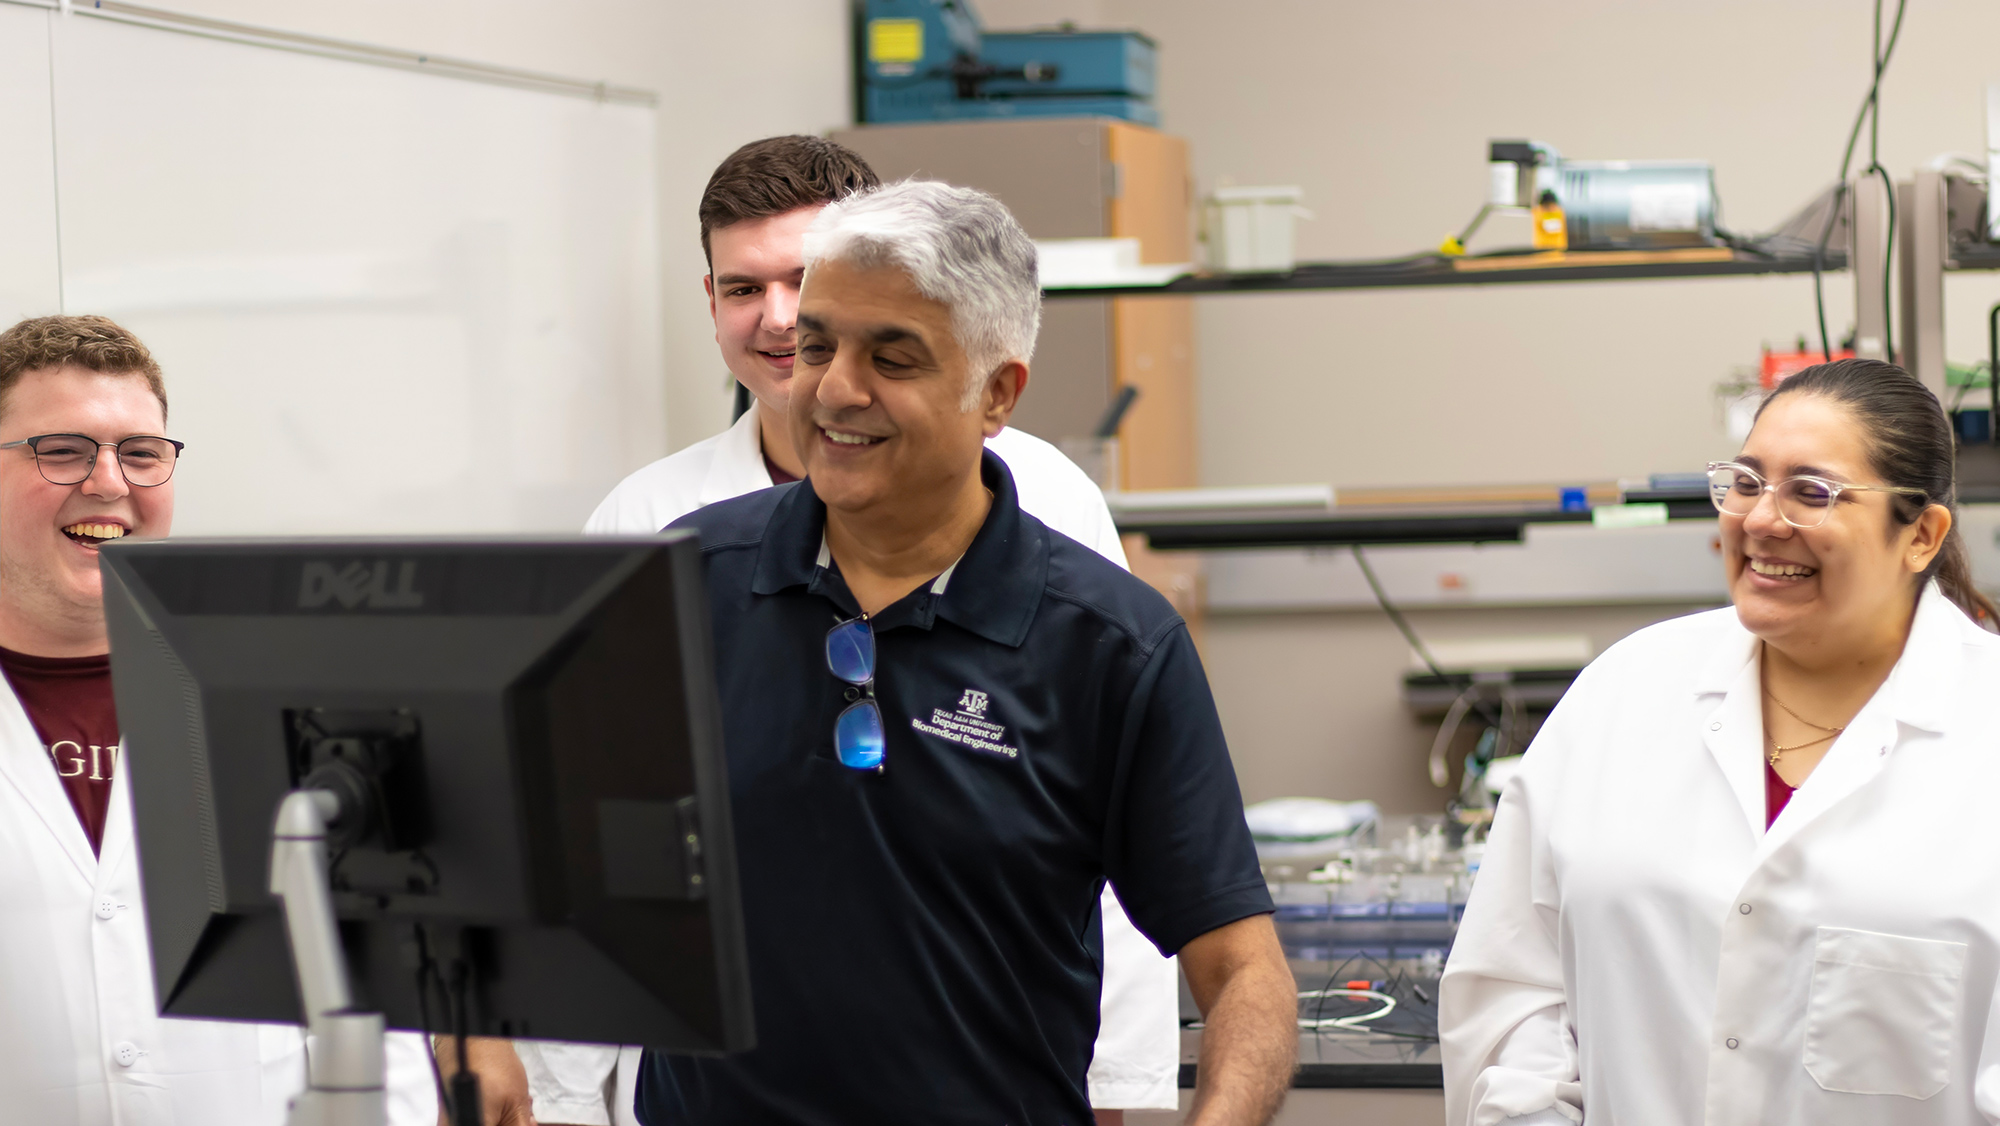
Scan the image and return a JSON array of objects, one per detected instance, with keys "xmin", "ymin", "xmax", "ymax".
[
  {"xmin": 0, "ymin": 365, "xmax": 173, "ymax": 651},
  {"xmin": 789, "ymin": 258, "xmax": 1022, "ymax": 520},
  {"xmin": 706, "ymin": 208, "xmax": 823, "ymax": 396},
  {"xmin": 1721, "ymin": 392, "xmax": 1938, "ymax": 660}
]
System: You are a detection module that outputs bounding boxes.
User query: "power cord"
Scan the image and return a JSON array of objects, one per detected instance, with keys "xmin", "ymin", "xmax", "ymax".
[
  {"xmin": 412, "ymin": 926, "xmax": 452, "ymax": 1114},
  {"xmin": 1350, "ymin": 545, "xmax": 1510, "ymax": 762},
  {"xmin": 1813, "ymin": 0, "xmax": 1909, "ymax": 361},
  {"xmin": 1296, "ymin": 987, "xmax": 1398, "ymax": 1031}
]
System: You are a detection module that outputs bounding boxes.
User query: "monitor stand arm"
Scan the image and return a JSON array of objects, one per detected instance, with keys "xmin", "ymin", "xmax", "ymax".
[{"xmin": 271, "ymin": 789, "xmax": 387, "ymax": 1126}]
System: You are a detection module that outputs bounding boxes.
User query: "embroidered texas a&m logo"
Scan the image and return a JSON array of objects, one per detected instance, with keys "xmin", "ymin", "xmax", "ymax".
[{"xmin": 913, "ymin": 687, "xmax": 1017, "ymax": 759}]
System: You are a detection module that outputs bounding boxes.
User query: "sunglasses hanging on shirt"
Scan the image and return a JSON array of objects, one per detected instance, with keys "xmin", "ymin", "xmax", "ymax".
[{"xmin": 826, "ymin": 615, "xmax": 885, "ymax": 771}]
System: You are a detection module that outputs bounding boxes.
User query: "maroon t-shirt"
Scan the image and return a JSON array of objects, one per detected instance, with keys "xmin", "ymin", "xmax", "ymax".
[
  {"xmin": 762, "ymin": 451, "xmax": 801, "ymax": 486},
  {"xmin": 0, "ymin": 647, "xmax": 119, "ymax": 853},
  {"xmin": 1764, "ymin": 760, "xmax": 1795, "ymax": 828}
]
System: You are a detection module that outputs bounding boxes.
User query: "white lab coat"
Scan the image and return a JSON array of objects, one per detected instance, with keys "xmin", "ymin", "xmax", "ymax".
[
  {"xmin": 0, "ymin": 668, "xmax": 436, "ymax": 1125},
  {"xmin": 519, "ymin": 403, "xmax": 1180, "ymax": 1124},
  {"xmin": 1441, "ymin": 583, "xmax": 2000, "ymax": 1126}
]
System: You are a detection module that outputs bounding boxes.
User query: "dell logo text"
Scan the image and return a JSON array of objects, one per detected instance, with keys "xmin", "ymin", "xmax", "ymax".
[{"xmin": 299, "ymin": 561, "xmax": 425, "ymax": 610}]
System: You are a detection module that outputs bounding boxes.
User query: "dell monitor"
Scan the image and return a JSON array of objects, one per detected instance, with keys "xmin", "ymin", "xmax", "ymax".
[{"xmin": 99, "ymin": 536, "xmax": 753, "ymax": 1056}]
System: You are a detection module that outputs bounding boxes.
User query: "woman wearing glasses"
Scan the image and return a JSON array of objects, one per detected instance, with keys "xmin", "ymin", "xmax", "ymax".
[{"xmin": 1441, "ymin": 358, "xmax": 2000, "ymax": 1126}]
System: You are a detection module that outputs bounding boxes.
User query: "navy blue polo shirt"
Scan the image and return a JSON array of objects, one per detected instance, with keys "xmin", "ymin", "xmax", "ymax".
[{"xmin": 637, "ymin": 450, "xmax": 1271, "ymax": 1126}]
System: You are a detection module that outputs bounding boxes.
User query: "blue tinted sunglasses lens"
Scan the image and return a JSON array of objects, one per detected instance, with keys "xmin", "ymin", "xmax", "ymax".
[
  {"xmin": 826, "ymin": 618, "xmax": 875, "ymax": 684},
  {"xmin": 834, "ymin": 700, "xmax": 885, "ymax": 770}
]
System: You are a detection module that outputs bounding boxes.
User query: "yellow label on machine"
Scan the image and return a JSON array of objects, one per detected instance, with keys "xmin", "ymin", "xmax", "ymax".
[{"xmin": 868, "ymin": 19, "xmax": 924, "ymax": 64}]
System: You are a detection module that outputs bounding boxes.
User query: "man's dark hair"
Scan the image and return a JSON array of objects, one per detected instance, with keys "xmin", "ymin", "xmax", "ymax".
[{"xmin": 698, "ymin": 135, "xmax": 879, "ymax": 265}]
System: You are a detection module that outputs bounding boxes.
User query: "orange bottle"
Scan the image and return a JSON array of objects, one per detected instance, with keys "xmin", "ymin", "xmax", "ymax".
[{"xmin": 1531, "ymin": 189, "xmax": 1568, "ymax": 251}]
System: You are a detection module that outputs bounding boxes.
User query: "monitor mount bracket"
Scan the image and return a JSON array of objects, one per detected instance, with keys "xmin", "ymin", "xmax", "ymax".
[{"xmin": 271, "ymin": 788, "xmax": 387, "ymax": 1126}]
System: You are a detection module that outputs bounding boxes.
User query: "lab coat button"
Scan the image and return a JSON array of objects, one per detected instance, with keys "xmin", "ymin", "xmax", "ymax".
[
  {"xmin": 1725, "ymin": 1038, "xmax": 1740, "ymax": 1050},
  {"xmin": 113, "ymin": 1041, "xmax": 141, "ymax": 1067},
  {"xmin": 1709, "ymin": 721, "xmax": 1722, "ymax": 731},
  {"xmin": 95, "ymin": 897, "xmax": 122, "ymax": 920},
  {"xmin": 1738, "ymin": 903, "xmax": 1752, "ymax": 915}
]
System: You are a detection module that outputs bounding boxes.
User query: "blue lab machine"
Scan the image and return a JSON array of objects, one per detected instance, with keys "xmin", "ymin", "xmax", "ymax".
[{"xmin": 854, "ymin": 0, "xmax": 1157, "ymax": 125}]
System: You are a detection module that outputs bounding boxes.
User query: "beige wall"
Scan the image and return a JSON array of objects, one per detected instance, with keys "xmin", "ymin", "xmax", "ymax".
[
  {"xmin": 125, "ymin": 2, "xmax": 2000, "ymax": 818},
  {"xmin": 136, "ymin": 0, "xmax": 852, "ymax": 456},
  {"xmin": 1204, "ymin": 601, "xmax": 1719, "ymax": 811},
  {"xmin": 971, "ymin": 0, "xmax": 2000, "ymax": 812},
  {"xmin": 974, "ymin": 0, "xmax": 2000, "ymax": 491}
]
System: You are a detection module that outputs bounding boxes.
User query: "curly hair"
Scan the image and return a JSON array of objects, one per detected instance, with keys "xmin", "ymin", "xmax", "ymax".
[{"xmin": 0, "ymin": 315, "xmax": 167, "ymax": 421}]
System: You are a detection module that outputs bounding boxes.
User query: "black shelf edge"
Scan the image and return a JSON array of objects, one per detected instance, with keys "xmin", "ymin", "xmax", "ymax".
[
  {"xmin": 1114, "ymin": 491, "xmax": 1722, "ymax": 551},
  {"xmin": 1179, "ymin": 1062, "xmax": 1444, "ymax": 1090},
  {"xmin": 1120, "ymin": 512, "xmax": 1557, "ymax": 550},
  {"xmin": 1947, "ymin": 245, "xmax": 2000, "ymax": 271},
  {"xmin": 1045, "ymin": 252, "xmax": 1843, "ymax": 299},
  {"xmin": 1117, "ymin": 509, "xmax": 1727, "ymax": 551}
]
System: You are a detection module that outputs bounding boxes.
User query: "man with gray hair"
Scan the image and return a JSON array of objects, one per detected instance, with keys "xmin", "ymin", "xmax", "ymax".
[{"xmin": 627, "ymin": 180, "xmax": 1298, "ymax": 1124}]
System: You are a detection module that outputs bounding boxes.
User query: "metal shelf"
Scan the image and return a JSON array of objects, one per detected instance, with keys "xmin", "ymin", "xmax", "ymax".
[
  {"xmin": 1114, "ymin": 490, "xmax": 1715, "ymax": 552},
  {"xmin": 1946, "ymin": 243, "xmax": 2000, "ymax": 271},
  {"xmin": 1043, "ymin": 249, "xmax": 1843, "ymax": 299}
]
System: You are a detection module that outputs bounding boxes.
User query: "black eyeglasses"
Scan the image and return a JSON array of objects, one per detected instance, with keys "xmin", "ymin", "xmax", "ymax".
[
  {"xmin": 0, "ymin": 433, "xmax": 185, "ymax": 488},
  {"xmin": 826, "ymin": 614, "xmax": 885, "ymax": 771}
]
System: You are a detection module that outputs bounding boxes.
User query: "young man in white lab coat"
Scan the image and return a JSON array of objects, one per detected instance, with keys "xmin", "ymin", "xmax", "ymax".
[
  {"xmin": 512, "ymin": 137, "xmax": 1180, "ymax": 1125},
  {"xmin": 0, "ymin": 315, "xmax": 433, "ymax": 1126}
]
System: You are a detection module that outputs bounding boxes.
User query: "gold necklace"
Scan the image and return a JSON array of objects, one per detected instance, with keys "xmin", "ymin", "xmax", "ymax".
[{"xmin": 1763, "ymin": 688, "xmax": 1845, "ymax": 768}]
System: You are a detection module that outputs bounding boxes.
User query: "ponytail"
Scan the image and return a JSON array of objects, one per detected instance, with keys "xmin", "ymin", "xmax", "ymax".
[
  {"xmin": 1760, "ymin": 358, "xmax": 1997, "ymax": 626},
  {"xmin": 1929, "ymin": 524, "xmax": 1997, "ymax": 625}
]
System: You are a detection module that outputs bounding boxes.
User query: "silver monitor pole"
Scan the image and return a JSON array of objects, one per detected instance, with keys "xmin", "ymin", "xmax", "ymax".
[{"xmin": 271, "ymin": 789, "xmax": 388, "ymax": 1126}]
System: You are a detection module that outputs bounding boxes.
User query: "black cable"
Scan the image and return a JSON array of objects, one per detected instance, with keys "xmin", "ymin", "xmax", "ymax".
[
  {"xmin": 411, "ymin": 927, "xmax": 453, "ymax": 1114},
  {"xmin": 1869, "ymin": 0, "xmax": 1884, "ymax": 170},
  {"xmin": 444, "ymin": 955, "xmax": 482, "ymax": 1126},
  {"xmin": 1864, "ymin": 0, "xmax": 1903, "ymax": 363},
  {"xmin": 1871, "ymin": 161, "xmax": 1898, "ymax": 361},
  {"xmin": 1811, "ymin": 0, "xmax": 1909, "ymax": 361},
  {"xmin": 1292, "ymin": 252, "xmax": 1450, "ymax": 273},
  {"xmin": 1812, "ymin": 184, "xmax": 1846, "ymax": 361},
  {"xmin": 1350, "ymin": 545, "xmax": 1508, "ymax": 737},
  {"xmin": 1846, "ymin": 0, "xmax": 1907, "ymax": 188},
  {"xmin": 1989, "ymin": 302, "xmax": 2000, "ymax": 442},
  {"xmin": 452, "ymin": 959, "xmax": 470, "ymax": 1079}
]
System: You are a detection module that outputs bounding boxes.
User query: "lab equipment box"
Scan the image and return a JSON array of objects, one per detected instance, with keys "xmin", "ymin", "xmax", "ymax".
[{"xmin": 856, "ymin": 0, "xmax": 1156, "ymax": 125}]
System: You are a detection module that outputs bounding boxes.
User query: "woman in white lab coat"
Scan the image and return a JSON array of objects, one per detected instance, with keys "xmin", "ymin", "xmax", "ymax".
[{"xmin": 1441, "ymin": 358, "xmax": 2000, "ymax": 1126}]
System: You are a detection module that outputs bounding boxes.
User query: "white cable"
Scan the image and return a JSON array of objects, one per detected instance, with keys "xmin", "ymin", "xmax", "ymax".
[
  {"xmin": 1429, "ymin": 688, "xmax": 1474, "ymax": 788},
  {"xmin": 1296, "ymin": 988, "xmax": 1397, "ymax": 1030}
]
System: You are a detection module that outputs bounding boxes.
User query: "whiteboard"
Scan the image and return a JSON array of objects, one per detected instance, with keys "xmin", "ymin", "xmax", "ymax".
[{"xmin": 0, "ymin": 4, "xmax": 663, "ymax": 535}]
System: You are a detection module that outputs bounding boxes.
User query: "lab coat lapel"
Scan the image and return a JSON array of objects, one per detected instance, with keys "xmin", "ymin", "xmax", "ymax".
[
  {"xmin": 1696, "ymin": 622, "xmax": 1765, "ymax": 836},
  {"xmin": 0, "ymin": 675, "xmax": 95, "ymax": 884},
  {"xmin": 96, "ymin": 750, "xmax": 134, "ymax": 884},
  {"xmin": 1757, "ymin": 705, "xmax": 1894, "ymax": 859},
  {"xmin": 698, "ymin": 400, "xmax": 776, "ymax": 507},
  {"xmin": 1757, "ymin": 583, "xmax": 1961, "ymax": 860}
]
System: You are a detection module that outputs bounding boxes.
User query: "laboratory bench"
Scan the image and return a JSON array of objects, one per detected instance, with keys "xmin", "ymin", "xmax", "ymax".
[
  {"xmin": 1178, "ymin": 1029, "xmax": 1443, "ymax": 1091},
  {"xmin": 1183, "ymin": 817, "xmax": 1471, "ymax": 1091},
  {"xmin": 1175, "ymin": 945, "xmax": 1450, "ymax": 1090}
]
